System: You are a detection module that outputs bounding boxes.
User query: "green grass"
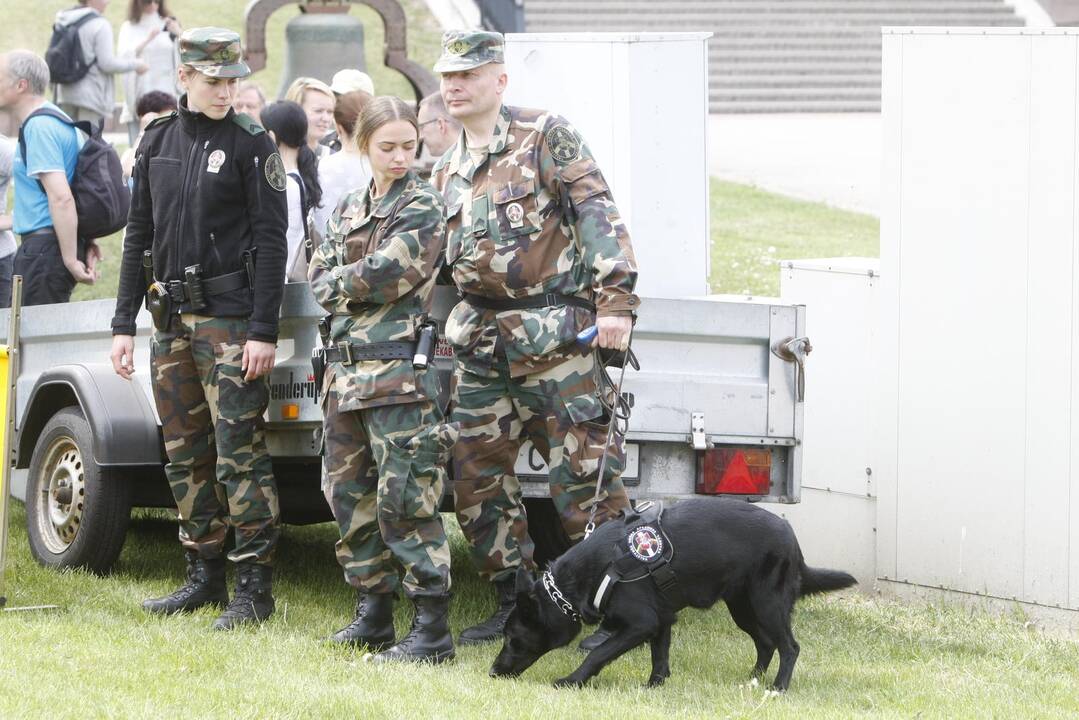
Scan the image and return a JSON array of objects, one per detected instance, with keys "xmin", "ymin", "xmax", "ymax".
[
  {"xmin": 2, "ymin": 501, "xmax": 1078, "ymax": 718},
  {"xmin": 709, "ymin": 180, "xmax": 879, "ymax": 297}
]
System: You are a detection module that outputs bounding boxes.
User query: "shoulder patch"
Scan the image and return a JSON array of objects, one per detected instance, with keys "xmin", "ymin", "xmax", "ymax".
[
  {"xmin": 231, "ymin": 112, "xmax": 266, "ymax": 136},
  {"xmin": 264, "ymin": 152, "xmax": 287, "ymax": 192},
  {"xmin": 144, "ymin": 111, "xmax": 178, "ymax": 131},
  {"xmin": 545, "ymin": 124, "xmax": 581, "ymax": 164}
]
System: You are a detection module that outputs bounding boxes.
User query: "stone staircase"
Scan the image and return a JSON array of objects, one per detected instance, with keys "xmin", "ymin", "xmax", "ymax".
[{"xmin": 523, "ymin": 0, "xmax": 1027, "ymax": 113}]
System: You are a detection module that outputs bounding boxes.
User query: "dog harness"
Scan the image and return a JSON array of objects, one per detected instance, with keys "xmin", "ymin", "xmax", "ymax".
[{"xmin": 591, "ymin": 501, "xmax": 684, "ymax": 613}]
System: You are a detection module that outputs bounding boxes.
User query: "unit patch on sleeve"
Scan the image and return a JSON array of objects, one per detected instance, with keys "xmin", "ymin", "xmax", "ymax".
[
  {"xmin": 546, "ymin": 124, "xmax": 581, "ymax": 164},
  {"xmin": 264, "ymin": 152, "xmax": 287, "ymax": 192}
]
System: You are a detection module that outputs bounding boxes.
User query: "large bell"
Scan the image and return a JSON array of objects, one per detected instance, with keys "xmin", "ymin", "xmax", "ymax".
[{"xmin": 277, "ymin": 11, "xmax": 366, "ymax": 98}]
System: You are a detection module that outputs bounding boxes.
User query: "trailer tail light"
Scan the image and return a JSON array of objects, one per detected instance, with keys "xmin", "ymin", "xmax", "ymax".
[
  {"xmin": 696, "ymin": 449, "xmax": 772, "ymax": 495},
  {"xmin": 281, "ymin": 404, "xmax": 299, "ymax": 420}
]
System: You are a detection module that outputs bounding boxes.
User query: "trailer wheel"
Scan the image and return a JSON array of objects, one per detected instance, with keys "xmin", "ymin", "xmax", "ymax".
[{"xmin": 25, "ymin": 407, "xmax": 131, "ymax": 574}]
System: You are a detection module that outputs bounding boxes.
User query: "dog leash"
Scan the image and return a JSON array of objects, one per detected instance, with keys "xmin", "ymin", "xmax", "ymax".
[{"xmin": 583, "ymin": 325, "xmax": 636, "ymax": 540}]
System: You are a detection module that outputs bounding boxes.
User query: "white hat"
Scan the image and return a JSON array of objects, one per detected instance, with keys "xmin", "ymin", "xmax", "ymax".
[{"xmin": 330, "ymin": 69, "xmax": 375, "ymax": 96}]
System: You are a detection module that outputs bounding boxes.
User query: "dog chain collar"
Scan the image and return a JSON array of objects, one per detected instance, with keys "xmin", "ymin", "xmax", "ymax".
[{"xmin": 542, "ymin": 570, "xmax": 580, "ymax": 621}]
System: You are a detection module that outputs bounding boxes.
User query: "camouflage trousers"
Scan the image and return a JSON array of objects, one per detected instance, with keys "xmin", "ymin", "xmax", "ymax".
[
  {"xmin": 452, "ymin": 352, "xmax": 629, "ymax": 582},
  {"xmin": 323, "ymin": 389, "xmax": 454, "ymax": 596},
  {"xmin": 150, "ymin": 314, "xmax": 280, "ymax": 565}
]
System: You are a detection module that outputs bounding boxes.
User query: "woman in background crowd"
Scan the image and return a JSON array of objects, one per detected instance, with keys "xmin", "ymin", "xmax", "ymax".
[
  {"xmin": 118, "ymin": 0, "xmax": 181, "ymax": 144},
  {"xmin": 233, "ymin": 81, "xmax": 266, "ymax": 125},
  {"xmin": 120, "ymin": 89, "xmax": 177, "ymax": 184},
  {"xmin": 284, "ymin": 77, "xmax": 335, "ymax": 159},
  {"xmin": 260, "ymin": 101, "xmax": 323, "ymax": 282},
  {"xmin": 312, "ymin": 90, "xmax": 372, "ymax": 239}
]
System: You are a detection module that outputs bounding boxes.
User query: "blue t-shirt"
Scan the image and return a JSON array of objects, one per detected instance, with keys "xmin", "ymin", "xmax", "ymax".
[{"xmin": 12, "ymin": 103, "xmax": 80, "ymax": 235}]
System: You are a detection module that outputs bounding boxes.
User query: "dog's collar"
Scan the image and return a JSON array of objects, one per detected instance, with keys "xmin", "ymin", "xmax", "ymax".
[{"xmin": 542, "ymin": 570, "xmax": 580, "ymax": 621}]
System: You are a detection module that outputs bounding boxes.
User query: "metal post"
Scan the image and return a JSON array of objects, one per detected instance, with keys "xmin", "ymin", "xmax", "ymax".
[
  {"xmin": 0, "ymin": 276, "xmax": 22, "ymax": 608},
  {"xmin": 0, "ymin": 277, "xmax": 56, "ymax": 613}
]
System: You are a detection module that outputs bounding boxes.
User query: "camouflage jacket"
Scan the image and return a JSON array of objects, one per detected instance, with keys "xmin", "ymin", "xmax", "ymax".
[
  {"xmin": 308, "ymin": 171, "xmax": 446, "ymax": 412},
  {"xmin": 432, "ymin": 105, "xmax": 639, "ymax": 378}
]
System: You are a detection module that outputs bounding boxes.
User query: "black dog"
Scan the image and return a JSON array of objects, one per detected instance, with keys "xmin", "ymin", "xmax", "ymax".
[{"xmin": 490, "ymin": 497, "xmax": 856, "ymax": 690}]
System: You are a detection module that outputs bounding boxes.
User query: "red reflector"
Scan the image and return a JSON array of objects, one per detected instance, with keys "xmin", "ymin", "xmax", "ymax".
[{"xmin": 697, "ymin": 448, "xmax": 772, "ymax": 495}]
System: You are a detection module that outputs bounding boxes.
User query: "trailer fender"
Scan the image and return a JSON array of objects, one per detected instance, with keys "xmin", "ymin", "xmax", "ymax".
[{"xmin": 17, "ymin": 363, "xmax": 162, "ymax": 468}]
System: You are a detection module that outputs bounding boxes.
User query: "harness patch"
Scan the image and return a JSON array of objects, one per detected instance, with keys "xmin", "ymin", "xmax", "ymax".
[{"xmin": 628, "ymin": 525, "xmax": 663, "ymax": 562}]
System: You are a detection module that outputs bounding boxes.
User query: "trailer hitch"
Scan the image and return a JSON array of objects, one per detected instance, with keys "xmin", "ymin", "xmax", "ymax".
[{"xmin": 771, "ymin": 336, "xmax": 812, "ymax": 402}]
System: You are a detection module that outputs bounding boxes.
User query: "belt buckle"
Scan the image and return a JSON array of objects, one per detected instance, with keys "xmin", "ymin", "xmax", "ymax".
[
  {"xmin": 166, "ymin": 281, "xmax": 186, "ymax": 303},
  {"xmin": 337, "ymin": 341, "xmax": 353, "ymax": 366}
]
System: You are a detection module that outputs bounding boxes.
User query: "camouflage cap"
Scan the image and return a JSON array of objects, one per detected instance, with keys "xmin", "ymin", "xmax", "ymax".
[
  {"xmin": 433, "ymin": 30, "xmax": 505, "ymax": 73},
  {"xmin": 179, "ymin": 27, "xmax": 251, "ymax": 79}
]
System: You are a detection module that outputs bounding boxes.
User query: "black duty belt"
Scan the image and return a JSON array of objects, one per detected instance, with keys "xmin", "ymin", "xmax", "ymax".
[
  {"xmin": 323, "ymin": 340, "xmax": 416, "ymax": 366},
  {"xmin": 462, "ymin": 292, "xmax": 595, "ymax": 312},
  {"xmin": 162, "ymin": 269, "xmax": 249, "ymax": 304}
]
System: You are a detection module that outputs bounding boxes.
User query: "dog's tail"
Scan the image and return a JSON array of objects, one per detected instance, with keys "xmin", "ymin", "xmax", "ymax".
[{"xmin": 799, "ymin": 565, "xmax": 857, "ymax": 596}]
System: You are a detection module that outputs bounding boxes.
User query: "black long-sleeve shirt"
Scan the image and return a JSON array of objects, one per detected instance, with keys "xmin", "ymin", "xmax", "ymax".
[{"xmin": 111, "ymin": 97, "xmax": 288, "ymax": 342}]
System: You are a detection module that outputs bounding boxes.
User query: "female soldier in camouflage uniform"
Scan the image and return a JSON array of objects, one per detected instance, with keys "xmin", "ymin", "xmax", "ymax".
[{"xmin": 308, "ymin": 96, "xmax": 456, "ymax": 664}]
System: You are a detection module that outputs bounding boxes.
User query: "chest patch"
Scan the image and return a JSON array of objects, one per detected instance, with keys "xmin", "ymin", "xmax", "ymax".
[
  {"xmin": 264, "ymin": 152, "xmax": 287, "ymax": 192},
  {"xmin": 505, "ymin": 202, "xmax": 524, "ymax": 224},
  {"xmin": 206, "ymin": 149, "xmax": 226, "ymax": 174},
  {"xmin": 628, "ymin": 525, "xmax": 663, "ymax": 562}
]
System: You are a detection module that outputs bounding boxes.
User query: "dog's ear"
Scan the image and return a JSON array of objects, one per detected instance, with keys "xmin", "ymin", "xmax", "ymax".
[
  {"xmin": 516, "ymin": 588, "xmax": 540, "ymax": 621},
  {"xmin": 515, "ymin": 565, "xmax": 536, "ymax": 595}
]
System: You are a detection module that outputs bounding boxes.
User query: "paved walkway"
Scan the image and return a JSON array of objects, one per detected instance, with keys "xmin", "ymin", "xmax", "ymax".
[{"xmin": 708, "ymin": 113, "xmax": 881, "ymax": 217}]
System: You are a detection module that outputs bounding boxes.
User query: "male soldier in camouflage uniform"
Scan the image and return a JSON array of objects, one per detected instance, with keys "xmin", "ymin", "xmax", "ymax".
[
  {"xmin": 109, "ymin": 28, "xmax": 288, "ymax": 630},
  {"xmin": 309, "ymin": 97, "xmax": 456, "ymax": 663},
  {"xmin": 431, "ymin": 31, "xmax": 640, "ymax": 645}
]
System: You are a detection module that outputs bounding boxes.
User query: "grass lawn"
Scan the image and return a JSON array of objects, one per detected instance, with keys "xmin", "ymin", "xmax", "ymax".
[
  {"xmin": 2, "ymin": 500, "xmax": 1078, "ymax": 718},
  {"xmin": 709, "ymin": 180, "xmax": 879, "ymax": 297}
]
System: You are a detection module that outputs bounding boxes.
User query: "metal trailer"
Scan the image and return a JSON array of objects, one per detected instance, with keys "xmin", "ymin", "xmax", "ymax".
[{"xmin": 3, "ymin": 285, "xmax": 807, "ymax": 573}]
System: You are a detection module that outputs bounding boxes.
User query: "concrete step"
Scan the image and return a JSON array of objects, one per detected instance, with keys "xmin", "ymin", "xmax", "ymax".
[
  {"xmin": 527, "ymin": 19, "xmax": 1021, "ymax": 33},
  {"xmin": 712, "ymin": 83, "xmax": 878, "ymax": 96},
  {"xmin": 710, "ymin": 37, "xmax": 883, "ymax": 50},
  {"xmin": 711, "ymin": 99, "xmax": 881, "ymax": 113},
  {"xmin": 712, "ymin": 61, "xmax": 881, "ymax": 75},
  {"xmin": 527, "ymin": 0, "xmax": 1010, "ymax": 8},
  {"xmin": 527, "ymin": 10, "xmax": 1018, "ymax": 23},
  {"xmin": 715, "ymin": 73, "xmax": 881, "ymax": 88},
  {"xmin": 711, "ymin": 50, "xmax": 883, "ymax": 64}
]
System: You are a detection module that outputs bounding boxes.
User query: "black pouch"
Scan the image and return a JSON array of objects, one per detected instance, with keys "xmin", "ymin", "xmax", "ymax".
[
  {"xmin": 146, "ymin": 282, "xmax": 173, "ymax": 331},
  {"xmin": 310, "ymin": 347, "xmax": 326, "ymax": 384}
]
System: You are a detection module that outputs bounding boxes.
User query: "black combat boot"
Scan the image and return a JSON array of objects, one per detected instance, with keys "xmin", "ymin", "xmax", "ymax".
[
  {"xmin": 457, "ymin": 577, "xmax": 515, "ymax": 646},
  {"xmin": 329, "ymin": 591, "xmax": 395, "ymax": 650},
  {"xmin": 142, "ymin": 554, "xmax": 228, "ymax": 615},
  {"xmin": 211, "ymin": 563, "xmax": 275, "ymax": 631},
  {"xmin": 372, "ymin": 595, "xmax": 454, "ymax": 664}
]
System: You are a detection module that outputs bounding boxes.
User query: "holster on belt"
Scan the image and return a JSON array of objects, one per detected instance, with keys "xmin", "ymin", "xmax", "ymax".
[{"xmin": 146, "ymin": 281, "xmax": 173, "ymax": 331}]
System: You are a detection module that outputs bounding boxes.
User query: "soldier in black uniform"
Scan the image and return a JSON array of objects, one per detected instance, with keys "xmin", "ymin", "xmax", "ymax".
[{"xmin": 109, "ymin": 28, "xmax": 288, "ymax": 631}]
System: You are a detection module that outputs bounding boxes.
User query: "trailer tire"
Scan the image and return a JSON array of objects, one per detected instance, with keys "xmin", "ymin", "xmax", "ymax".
[{"xmin": 25, "ymin": 407, "xmax": 132, "ymax": 574}]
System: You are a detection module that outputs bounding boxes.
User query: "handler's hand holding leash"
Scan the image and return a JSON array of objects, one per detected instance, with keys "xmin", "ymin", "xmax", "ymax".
[{"xmin": 577, "ymin": 322, "xmax": 640, "ymax": 539}]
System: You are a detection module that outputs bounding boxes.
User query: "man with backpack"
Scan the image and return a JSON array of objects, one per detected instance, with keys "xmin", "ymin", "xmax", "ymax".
[
  {"xmin": 0, "ymin": 50, "xmax": 102, "ymax": 305},
  {"xmin": 51, "ymin": 0, "xmax": 148, "ymax": 128}
]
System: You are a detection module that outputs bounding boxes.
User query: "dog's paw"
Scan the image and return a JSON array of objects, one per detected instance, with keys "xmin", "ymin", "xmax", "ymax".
[
  {"xmin": 646, "ymin": 674, "xmax": 669, "ymax": 688},
  {"xmin": 553, "ymin": 676, "xmax": 585, "ymax": 689}
]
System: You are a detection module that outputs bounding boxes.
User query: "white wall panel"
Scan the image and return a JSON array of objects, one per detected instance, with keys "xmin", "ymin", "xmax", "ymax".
[
  {"xmin": 880, "ymin": 30, "xmax": 1079, "ymax": 610},
  {"xmin": 504, "ymin": 33, "xmax": 711, "ymax": 299}
]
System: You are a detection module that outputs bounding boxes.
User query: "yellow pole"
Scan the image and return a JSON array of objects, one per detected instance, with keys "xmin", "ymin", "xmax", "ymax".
[{"xmin": 0, "ymin": 276, "xmax": 22, "ymax": 609}]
